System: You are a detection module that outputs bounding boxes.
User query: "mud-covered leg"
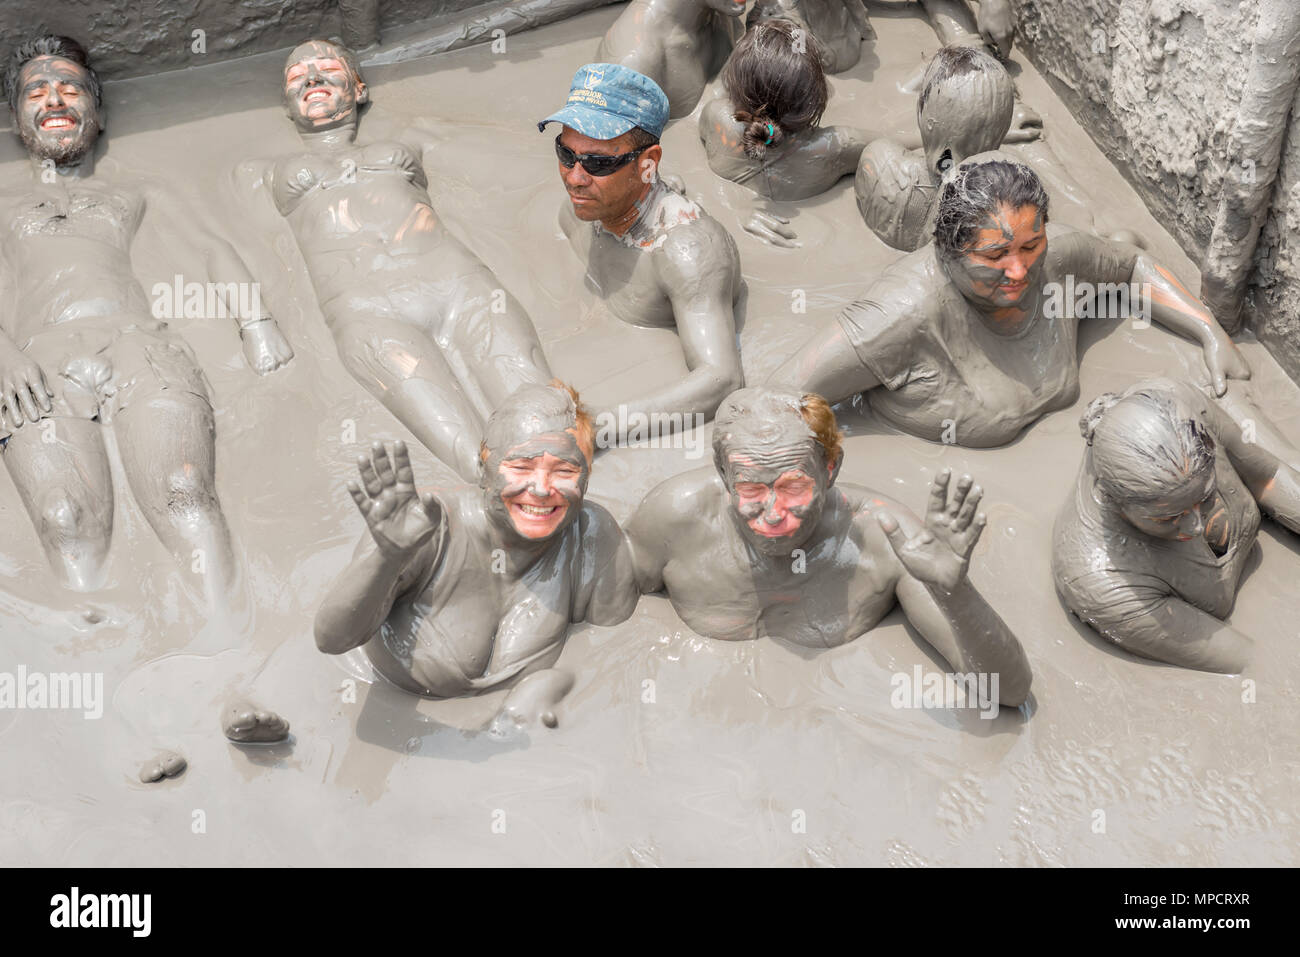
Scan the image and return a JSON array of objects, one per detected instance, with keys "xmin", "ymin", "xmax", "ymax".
[
  {"xmin": 332, "ymin": 316, "xmax": 486, "ymax": 482},
  {"xmin": 115, "ymin": 391, "xmax": 237, "ymax": 606},
  {"xmin": 2, "ymin": 417, "xmax": 113, "ymax": 590},
  {"xmin": 439, "ymin": 267, "xmax": 554, "ymax": 420}
]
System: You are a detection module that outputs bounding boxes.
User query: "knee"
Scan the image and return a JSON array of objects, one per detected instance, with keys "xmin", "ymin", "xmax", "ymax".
[
  {"xmin": 38, "ymin": 489, "xmax": 106, "ymax": 542},
  {"xmin": 162, "ymin": 468, "xmax": 217, "ymax": 522}
]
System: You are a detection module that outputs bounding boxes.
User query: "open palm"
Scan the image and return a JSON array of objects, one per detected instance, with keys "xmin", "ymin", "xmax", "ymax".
[
  {"xmin": 348, "ymin": 440, "xmax": 441, "ymax": 557},
  {"xmin": 877, "ymin": 469, "xmax": 986, "ymax": 590}
]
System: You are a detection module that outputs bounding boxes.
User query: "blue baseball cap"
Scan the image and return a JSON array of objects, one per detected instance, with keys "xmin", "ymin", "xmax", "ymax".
[{"xmin": 537, "ymin": 63, "xmax": 669, "ymax": 141}]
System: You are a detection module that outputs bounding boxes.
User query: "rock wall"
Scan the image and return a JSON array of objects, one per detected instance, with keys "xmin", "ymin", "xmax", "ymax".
[
  {"xmin": 0, "ymin": 0, "xmax": 484, "ymax": 80},
  {"xmin": 1012, "ymin": 0, "xmax": 1300, "ymax": 382}
]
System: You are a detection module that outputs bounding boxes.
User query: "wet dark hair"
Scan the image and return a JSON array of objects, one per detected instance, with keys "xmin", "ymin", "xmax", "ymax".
[
  {"xmin": 623, "ymin": 126, "xmax": 659, "ymax": 151},
  {"xmin": 933, "ymin": 159, "xmax": 1049, "ymax": 258},
  {"xmin": 917, "ymin": 45, "xmax": 1005, "ymax": 116},
  {"xmin": 722, "ymin": 19, "xmax": 827, "ymax": 160},
  {"xmin": 6, "ymin": 35, "xmax": 100, "ymax": 114}
]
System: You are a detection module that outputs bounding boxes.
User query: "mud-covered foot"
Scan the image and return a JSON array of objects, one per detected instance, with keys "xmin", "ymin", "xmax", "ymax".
[
  {"xmin": 222, "ymin": 702, "xmax": 290, "ymax": 743},
  {"xmin": 139, "ymin": 750, "xmax": 186, "ymax": 783},
  {"xmin": 490, "ymin": 668, "xmax": 575, "ymax": 735}
]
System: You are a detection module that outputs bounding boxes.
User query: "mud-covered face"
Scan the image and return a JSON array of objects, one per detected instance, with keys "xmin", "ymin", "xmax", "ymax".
[
  {"xmin": 284, "ymin": 43, "xmax": 366, "ymax": 132},
  {"xmin": 946, "ymin": 203, "xmax": 1047, "ymax": 310},
  {"xmin": 723, "ymin": 443, "xmax": 832, "ymax": 555},
  {"xmin": 485, "ymin": 432, "xmax": 590, "ymax": 542},
  {"xmin": 1118, "ymin": 466, "xmax": 1223, "ymax": 543},
  {"xmin": 557, "ymin": 126, "xmax": 661, "ymax": 224},
  {"xmin": 14, "ymin": 56, "xmax": 101, "ymax": 166}
]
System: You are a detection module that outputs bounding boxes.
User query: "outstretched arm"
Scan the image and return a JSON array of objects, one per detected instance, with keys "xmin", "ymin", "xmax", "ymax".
[
  {"xmin": 1132, "ymin": 252, "xmax": 1248, "ymax": 395},
  {"xmin": 315, "ymin": 441, "xmax": 442, "ymax": 654},
  {"xmin": 878, "ymin": 471, "xmax": 1032, "ymax": 706},
  {"xmin": 1201, "ymin": 395, "xmax": 1300, "ymax": 534},
  {"xmin": 770, "ymin": 309, "xmax": 883, "ymax": 404},
  {"xmin": 600, "ymin": 223, "xmax": 744, "ymax": 440}
]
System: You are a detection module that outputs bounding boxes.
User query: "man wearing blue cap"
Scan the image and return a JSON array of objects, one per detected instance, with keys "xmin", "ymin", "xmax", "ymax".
[{"xmin": 539, "ymin": 63, "xmax": 744, "ymax": 446}]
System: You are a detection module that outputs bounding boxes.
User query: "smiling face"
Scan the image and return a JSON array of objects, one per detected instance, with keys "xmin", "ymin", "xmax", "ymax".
[
  {"xmin": 557, "ymin": 125, "xmax": 661, "ymax": 224},
  {"xmin": 945, "ymin": 202, "xmax": 1048, "ymax": 311},
  {"xmin": 487, "ymin": 434, "xmax": 590, "ymax": 542},
  {"xmin": 1119, "ymin": 466, "xmax": 1223, "ymax": 543},
  {"xmin": 283, "ymin": 41, "xmax": 366, "ymax": 132},
  {"xmin": 14, "ymin": 55, "xmax": 101, "ymax": 166}
]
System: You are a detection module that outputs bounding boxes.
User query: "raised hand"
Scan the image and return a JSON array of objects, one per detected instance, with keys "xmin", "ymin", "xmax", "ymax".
[
  {"xmin": 877, "ymin": 469, "xmax": 986, "ymax": 590},
  {"xmin": 0, "ymin": 341, "xmax": 52, "ymax": 431},
  {"xmin": 348, "ymin": 440, "xmax": 442, "ymax": 557}
]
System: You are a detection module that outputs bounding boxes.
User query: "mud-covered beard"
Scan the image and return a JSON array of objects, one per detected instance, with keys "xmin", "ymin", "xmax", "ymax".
[{"xmin": 19, "ymin": 113, "xmax": 100, "ymax": 168}]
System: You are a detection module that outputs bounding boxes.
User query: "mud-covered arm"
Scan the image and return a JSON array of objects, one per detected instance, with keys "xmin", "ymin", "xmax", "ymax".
[
  {"xmin": 314, "ymin": 533, "xmax": 438, "ymax": 654},
  {"xmin": 624, "ymin": 481, "xmax": 679, "ymax": 594},
  {"xmin": 604, "ymin": 222, "xmax": 744, "ymax": 436},
  {"xmin": 1059, "ymin": 227, "xmax": 1249, "ymax": 395},
  {"xmin": 1201, "ymin": 397, "xmax": 1300, "ymax": 534},
  {"xmin": 1085, "ymin": 594, "xmax": 1251, "ymax": 674},
  {"xmin": 876, "ymin": 473, "xmax": 1032, "ymax": 706},
  {"xmin": 144, "ymin": 178, "xmax": 294, "ymax": 375},
  {"xmin": 576, "ymin": 502, "xmax": 640, "ymax": 626},
  {"xmin": 0, "ymin": 257, "xmax": 53, "ymax": 430},
  {"xmin": 315, "ymin": 441, "xmax": 443, "ymax": 654}
]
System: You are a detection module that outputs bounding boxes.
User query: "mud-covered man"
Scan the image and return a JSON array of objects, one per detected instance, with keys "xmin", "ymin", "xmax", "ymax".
[
  {"xmin": 541, "ymin": 63, "xmax": 744, "ymax": 444},
  {"xmin": 0, "ymin": 36, "xmax": 291, "ymax": 600},
  {"xmin": 625, "ymin": 387, "xmax": 1032, "ymax": 709}
]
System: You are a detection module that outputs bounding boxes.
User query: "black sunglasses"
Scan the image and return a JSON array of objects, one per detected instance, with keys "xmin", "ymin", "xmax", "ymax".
[{"xmin": 554, "ymin": 134, "xmax": 652, "ymax": 177}]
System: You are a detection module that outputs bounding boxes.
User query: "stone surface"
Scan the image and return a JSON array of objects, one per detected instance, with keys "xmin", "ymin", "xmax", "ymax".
[{"xmin": 1012, "ymin": 0, "xmax": 1300, "ymax": 382}]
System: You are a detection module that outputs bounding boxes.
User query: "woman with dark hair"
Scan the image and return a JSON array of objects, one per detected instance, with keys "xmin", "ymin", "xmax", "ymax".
[
  {"xmin": 1053, "ymin": 379, "xmax": 1300, "ymax": 673},
  {"xmin": 773, "ymin": 157, "xmax": 1250, "ymax": 447},
  {"xmin": 699, "ymin": 18, "xmax": 900, "ymax": 206}
]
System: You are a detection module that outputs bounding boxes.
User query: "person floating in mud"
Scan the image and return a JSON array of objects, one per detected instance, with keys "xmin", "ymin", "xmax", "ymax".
[
  {"xmin": 625, "ymin": 387, "xmax": 1032, "ymax": 709},
  {"xmin": 775, "ymin": 158, "xmax": 1250, "ymax": 448},
  {"xmin": 315, "ymin": 381, "xmax": 639, "ymax": 729},
  {"xmin": 239, "ymin": 38, "xmax": 553, "ymax": 482},
  {"xmin": 745, "ymin": 0, "xmax": 875, "ymax": 75},
  {"xmin": 597, "ymin": 0, "xmax": 745, "ymax": 119},
  {"xmin": 699, "ymin": 18, "xmax": 905, "ymax": 212},
  {"xmin": 0, "ymin": 35, "xmax": 292, "ymax": 602},
  {"xmin": 1054, "ymin": 379, "xmax": 1300, "ymax": 674},
  {"xmin": 541, "ymin": 63, "xmax": 744, "ymax": 443},
  {"xmin": 855, "ymin": 45, "xmax": 1073, "ymax": 252}
]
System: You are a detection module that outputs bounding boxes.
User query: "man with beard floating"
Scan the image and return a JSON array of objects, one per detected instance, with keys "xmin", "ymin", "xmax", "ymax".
[
  {"xmin": 0, "ymin": 36, "xmax": 292, "ymax": 604},
  {"xmin": 625, "ymin": 387, "xmax": 1032, "ymax": 710}
]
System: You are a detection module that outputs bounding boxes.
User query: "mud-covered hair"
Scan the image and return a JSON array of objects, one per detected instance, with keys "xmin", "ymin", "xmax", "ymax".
[
  {"xmin": 933, "ymin": 159, "xmax": 1049, "ymax": 258},
  {"xmin": 1081, "ymin": 388, "xmax": 1216, "ymax": 506},
  {"xmin": 478, "ymin": 379, "xmax": 595, "ymax": 466},
  {"xmin": 6, "ymin": 35, "xmax": 100, "ymax": 114},
  {"xmin": 798, "ymin": 393, "xmax": 843, "ymax": 469},
  {"xmin": 917, "ymin": 45, "xmax": 1008, "ymax": 117},
  {"xmin": 722, "ymin": 18, "xmax": 827, "ymax": 160}
]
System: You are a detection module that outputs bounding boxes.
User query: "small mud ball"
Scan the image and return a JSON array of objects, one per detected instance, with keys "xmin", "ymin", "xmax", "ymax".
[{"xmin": 855, "ymin": 139, "xmax": 935, "ymax": 252}]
